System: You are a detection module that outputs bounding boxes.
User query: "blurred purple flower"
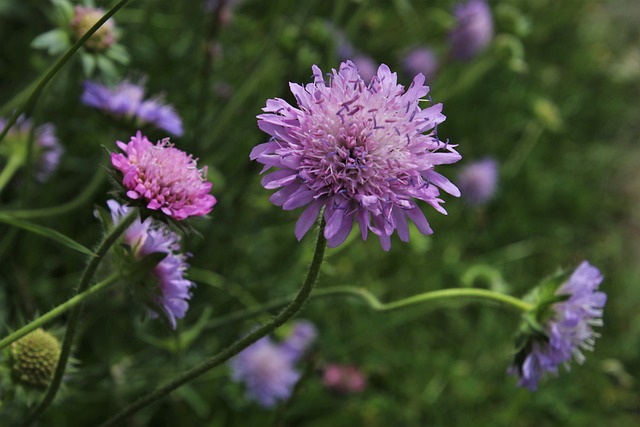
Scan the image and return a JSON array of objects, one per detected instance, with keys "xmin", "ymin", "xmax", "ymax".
[
  {"xmin": 281, "ymin": 320, "xmax": 317, "ymax": 362},
  {"xmin": 251, "ymin": 61, "xmax": 460, "ymax": 250},
  {"xmin": 350, "ymin": 55, "xmax": 378, "ymax": 84},
  {"xmin": 402, "ymin": 47, "xmax": 439, "ymax": 82},
  {"xmin": 457, "ymin": 157, "xmax": 498, "ymax": 205},
  {"xmin": 110, "ymin": 131, "xmax": 217, "ymax": 220},
  {"xmin": 323, "ymin": 364, "xmax": 367, "ymax": 394},
  {"xmin": 82, "ymin": 80, "xmax": 183, "ymax": 136},
  {"xmin": 107, "ymin": 200, "xmax": 194, "ymax": 329},
  {"xmin": 449, "ymin": 0, "xmax": 493, "ymax": 60},
  {"xmin": 0, "ymin": 116, "xmax": 63, "ymax": 182},
  {"xmin": 230, "ymin": 336, "xmax": 301, "ymax": 407},
  {"xmin": 509, "ymin": 261, "xmax": 607, "ymax": 390}
]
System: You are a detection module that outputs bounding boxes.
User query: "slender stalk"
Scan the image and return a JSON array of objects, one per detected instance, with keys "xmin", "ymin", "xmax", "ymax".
[
  {"xmin": 0, "ymin": 155, "xmax": 22, "ymax": 194},
  {"xmin": 22, "ymin": 209, "xmax": 139, "ymax": 426},
  {"xmin": 0, "ymin": 272, "xmax": 121, "ymax": 350},
  {"xmin": 5, "ymin": 167, "xmax": 105, "ymax": 219},
  {"xmin": 98, "ymin": 217, "xmax": 328, "ymax": 427},
  {"xmin": 0, "ymin": 0, "xmax": 134, "ymax": 144}
]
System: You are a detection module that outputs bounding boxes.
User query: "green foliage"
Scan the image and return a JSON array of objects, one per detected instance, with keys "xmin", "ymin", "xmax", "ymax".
[{"xmin": 0, "ymin": 0, "xmax": 639, "ymax": 426}]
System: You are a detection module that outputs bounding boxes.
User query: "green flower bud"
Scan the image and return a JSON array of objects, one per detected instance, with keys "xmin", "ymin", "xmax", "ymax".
[{"xmin": 10, "ymin": 329, "xmax": 60, "ymax": 388}]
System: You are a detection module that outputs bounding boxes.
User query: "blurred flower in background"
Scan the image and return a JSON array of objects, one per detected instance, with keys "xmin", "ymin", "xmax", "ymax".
[
  {"xmin": 457, "ymin": 157, "xmax": 498, "ymax": 205},
  {"xmin": 509, "ymin": 261, "xmax": 607, "ymax": 390},
  {"xmin": 70, "ymin": 5, "xmax": 116, "ymax": 51},
  {"xmin": 448, "ymin": 0, "xmax": 493, "ymax": 61},
  {"xmin": 82, "ymin": 80, "xmax": 184, "ymax": 136},
  {"xmin": 402, "ymin": 46, "xmax": 439, "ymax": 82},
  {"xmin": 251, "ymin": 61, "xmax": 461, "ymax": 250},
  {"xmin": 107, "ymin": 199, "xmax": 195, "ymax": 329},
  {"xmin": 322, "ymin": 364, "xmax": 367, "ymax": 394},
  {"xmin": 0, "ymin": 116, "xmax": 64, "ymax": 183},
  {"xmin": 110, "ymin": 131, "xmax": 216, "ymax": 220},
  {"xmin": 231, "ymin": 320, "xmax": 316, "ymax": 407}
]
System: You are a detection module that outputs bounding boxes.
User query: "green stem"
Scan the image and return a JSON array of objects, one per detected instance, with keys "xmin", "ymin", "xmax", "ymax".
[
  {"xmin": 0, "ymin": 272, "xmax": 121, "ymax": 350},
  {"xmin": 0, "ymin": 0, "xmax": 134, "ymax": 144},
  {"xmin": 0, "ymin": 155, "xmax": 23, "ymax": 194},
  {"xmin": 5, "ymin": 167, "xmax": 105, "ymax": 219},
  {"xmin": 22, "ymin": 209, "xmax": 139, "ymax": 426},
  {"xmin": 204, "ymin": 286, "xmax": 533, "ymax": 332},
  {"xmin": 98, "ymin": 217, "xmax": 328, "ymax": 427}
]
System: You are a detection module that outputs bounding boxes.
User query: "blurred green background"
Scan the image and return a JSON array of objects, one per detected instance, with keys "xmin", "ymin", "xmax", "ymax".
[{"xmin": 1, "ymin": 0, "xmax": 639, "ymax": 425}]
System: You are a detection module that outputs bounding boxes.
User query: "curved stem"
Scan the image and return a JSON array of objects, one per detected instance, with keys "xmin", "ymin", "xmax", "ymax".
[
  {"xmin": 0, "ymin": 0, "xmax": 134, "ymax": 144},
  {"xmin": 6, "ymin": 167, "xmax": 105, "ymax": 219},
  {"xmin": 0, "ymin": 272, "xmax": 121, "ymax": 350},
  {"xmin": 0, "ymin": 155, "xmax": 23, "ymax": 194},
  {"xmin": 22, "ymin": 209, "xmax": 139, "ymax": 426},
  {"xmin": 98, "ymin": 217, "xmax": 328, "ymax": 427}
]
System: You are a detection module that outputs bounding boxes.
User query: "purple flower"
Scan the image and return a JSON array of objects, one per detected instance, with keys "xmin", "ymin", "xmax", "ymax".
[
  {"xmin": 230, "ymin": 336, "xmax": 301, "ymax": 408},
  {"xmin": 110, "ymin": 131, "xmax": 217, "ymax": 220},
  {"xmin": 323, "ymin": 364, "xmax": 367, "ymax": 394},
  {"xmin": 448, "ymin": 0, "xmax": 493, "ymax": 61},
  {"xmin": 82, "ymin": 80, "xmax": 183, "ymax": 136},
  {"xmin": 107, "ymin": 200, "xmax": 194, "ymax": 329},
  {"xmin": 402, "ymin": 47, "xmax": 439, "ymax": 82},
  {"xmin": 251, "ymin": 61, "xmax": 461, "ymax": 250},
  {"xmin": 457, "ymin": 157, "xmax": 498, "ymax": 205},
  {"xmin": 280, "ymin": 320, "xmax": 317, "ymax": 362},
  {"xmin": 350, "ymin": 55, "xmax": 377, "ymax": 84},
  {"xmin": 509, "ymin": 261, "xmax": 607, "ymax": 391},
  {"xmin": 0, "ymin": 116, "xmax": 64, "ymax": 182}
]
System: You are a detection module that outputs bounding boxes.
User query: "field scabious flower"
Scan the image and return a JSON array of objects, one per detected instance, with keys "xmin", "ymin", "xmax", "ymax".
[
  {"xmin": 70, "ymin": 5, "xmax": 116, "ymax": 51},
  {"xmin": 323, "ymin": 364, "xmax": 367, "ymax": 394},
  {"xmin": 449, "ymin": 0, "xmax": 493, "ymax": 60},
  {"xmin": 82, "ymin": 80, "xmax": 184, "ymax": 136},
  {"xmin": 108, "ymin": 200, "xmax": 194, "ymax": 329},
  {"xmin": 110, "ymin": 131, "xmax": 216, "ymax": 220},
  {"xmin": 251, "ymin": 61, "xmax": 461, "ymax": 250},
  {"xmin": 457, "ymin": 157, "xmax": 498, "ymax": 205},
  {"xmin": 402, "ymin": 47, "xmax": 439, "ymax": 82},
  {"xmin": 509, "ymin": 261, "xmax": 606, "ymax": 391}
]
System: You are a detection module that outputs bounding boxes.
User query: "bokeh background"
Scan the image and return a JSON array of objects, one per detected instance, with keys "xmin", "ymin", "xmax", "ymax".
[{"xmin": 1, "ymin": 0, "xmax": 639, "ymax": 425}]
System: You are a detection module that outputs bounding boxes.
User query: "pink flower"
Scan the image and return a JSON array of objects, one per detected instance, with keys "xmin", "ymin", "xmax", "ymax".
[
  {"xmin": 111, "ymin": 131, "xmax": 216, "ymax": 220},
  {"xmin": 323, "ymin": 364, "xmax": 367, "ymax": 394}
]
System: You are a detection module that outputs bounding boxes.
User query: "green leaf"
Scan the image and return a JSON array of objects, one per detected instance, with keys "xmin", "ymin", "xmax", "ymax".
[
  {"xmin": 0, "ymin": 212, "xmax": 94, "ymax": 256},
  {"xmin": 80, "ymin": 53, "xmax": 97, "ymax": 76},
  {"xmin": 96, "ymin": 55, "xmax": 119, "ymax": 80},
  {"xmin": 31, "ymin": 29, "xmax": 70, "ymax": 55},
  {"xmin": 105, "ymin": 44, "xmax": 130, "ymax": 64}
]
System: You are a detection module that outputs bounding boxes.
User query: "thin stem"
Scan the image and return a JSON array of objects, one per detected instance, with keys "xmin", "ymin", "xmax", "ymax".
[
  {"xmin": 22, "ymin": 209, "xmax": 139, "ymax": 426},
  {"xmin": 0, "ymin": 272, "xmax": 121, "ymax": 350},
  {"xmin": 98, "ymin": 217, "xmax": 328, "ymax": 427},
  {"xmin": 0, "ymin": 0, "xmax": 134, "ymax": 144},
  {"xmin": 0, "ymin": 155, "xmax": 23, "ymax": 194},
  {"xmin": 5, "ymin": 167, "xmax": 105, "ymax": 219}
]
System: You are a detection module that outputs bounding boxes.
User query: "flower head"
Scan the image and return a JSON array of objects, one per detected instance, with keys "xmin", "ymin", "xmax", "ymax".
[
  {"xmin": 280, "ymin": 320, "xmax": 317, "ymax": 362},
  {"xmin": 110, "ymin": 131, "xmax": 216, "ymax": 220},
  {"xmin": 448, "ymin": 0, "xmax": 493, "ymax": 60},
  {"xmin": 251, "ymin": 61, "xmax": 461, "ymax": 250},
  {"xmin": 82, "ymin": 80, "xmax": 183, "ymax": 136},
  {"xmin": 70, "ymin": 5, "xmax": 116, "ymax": 51},
  {"xmin": 230, "ymin": 336, "xmax": 301, "ymax": 408},
  {"xmin": 10, "ymin": 329, "xmax": 61, "ymax": 389},
  {"xmin": 457, "ymin": 157, "xmax": 498, "ymax": 205},
  {"xmin": 509, "ymin": 261, "xmax": 606, "ymax": 390},
  {"xmin": 108, "ymin": 200, "xmax": 194, "ymax": 329},
  {"xmin": 402, "ymin": 47, "xmax": 439, "ymax": 82},
  {"xmin": 0, "ymin": 116, "xmax": 63, "ymax": 182},
  {"xmin": 322, "ymin": 364, "xmax": 367, "ymax": 394}
]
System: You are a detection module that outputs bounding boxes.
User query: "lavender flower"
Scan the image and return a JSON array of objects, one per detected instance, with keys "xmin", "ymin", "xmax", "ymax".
[
  {"xmin": 449, "ymin": 0, "xmax": 493, "ymax": 61},
  {"xmin": 70, "ymin": 5, "xmax": 116, "ymax": 51},
  {"xmin": 350, "ymin": 55, "xmax": 377, "ymax": 84},
  {"xmin": 0, "ymin": 116, "xmax": 63, "ymax": 182},
  {"xmin": 402, "ymin": 47, "xmax": 439, "ymax": 82},
  {"xmin": 230, "ymin": 337, "xmax": 301, "ymax": 407},
  {"xmin": 251, "ymin": 61, "xmax": 461, "ymax": 250},
  {"xmin": 82, "ymin": 80, "xmax": 183, "ymax": 136},
  {"xmin": 280, "ymin": 320, "xmax": 317, "ymax": 362},
  {"xmin": 509, "ymin": 261, "xmax": 607, "ymax": 390},
  {"xmin": 110, "ymin": 131, "xmax": 217, "ymax": 220},
  {"xmin": 323, "ymin": 364, "xmax": 367, "ymax": 394},
  {"xmin": 457, "ymin": 157, "xmax": 498, "ymax": 205},
  {"xmin": 108, "ymin": 200, "xmax": 194, "ymax": 329}
]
